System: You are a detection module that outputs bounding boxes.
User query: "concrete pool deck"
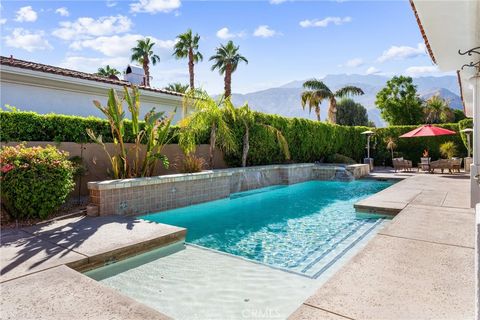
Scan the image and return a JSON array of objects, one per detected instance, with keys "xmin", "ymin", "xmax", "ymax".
[
  {"xmin": 290, "ymin": 173, "xmax": 474, "ymax": 319},
  {"xmin": 0, "ymin": 215, "xmax": 184, "ymax": 319},
  {"xmin": 0, "ymin": 172, "xmax": 474, "ymax": 319}
]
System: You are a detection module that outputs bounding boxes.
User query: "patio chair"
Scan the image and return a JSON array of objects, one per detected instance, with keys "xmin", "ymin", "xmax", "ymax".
[
  {"xmin": 393, "ymin": 157, "xmax": 413, "ymax": 172},
  {"xmin": 429, "ymin": 159, "xmax": 453, "ymax": 174},
  {"xmin": 450, "ymin": 158, "xmax": 462, "ymax": 173},
  {"xmin": 417, "ymin": 157, "xmax": 431, "ymax": 172}
]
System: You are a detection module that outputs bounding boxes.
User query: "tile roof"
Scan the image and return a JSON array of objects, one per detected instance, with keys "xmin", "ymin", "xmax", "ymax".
[
  {"xmin": 409, "ymin": 0, "xmax": 437, "ymax": 64},
  {"xmin": 0, "ymin": 56, "xmax": 183, "ymax": 98}
]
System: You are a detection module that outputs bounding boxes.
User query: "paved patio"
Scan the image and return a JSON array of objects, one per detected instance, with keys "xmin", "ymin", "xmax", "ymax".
[
  {"xmin": 0, "ymin": 215, "xmax": 185, "ymax": 319},
  {"xmin": 290, "ymin": 172, "xmax": 474, "ymax": 319}
]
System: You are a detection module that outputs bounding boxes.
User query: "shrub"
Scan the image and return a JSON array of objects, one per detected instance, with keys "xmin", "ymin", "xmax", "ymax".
[
  {"xmin": 439, "ymin": 141, "xmax": 458, "ymax": 159},
  {"xmin": 0, "ymin": 144, "xmax": 75, "ymax": 220},
  {"xmin": 176, "ymin": 154, "xmax": 206, "ymax": 173}
]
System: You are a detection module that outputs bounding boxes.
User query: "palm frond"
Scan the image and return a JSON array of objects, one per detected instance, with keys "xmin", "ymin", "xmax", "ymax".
[{"xmin": 334, "ymin": 86, "xmax": 364, "ymax": 97}]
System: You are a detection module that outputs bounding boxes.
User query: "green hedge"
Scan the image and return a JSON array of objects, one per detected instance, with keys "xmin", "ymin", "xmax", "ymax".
[
  {"xmin": 0, "ymin": 111, "xmax": 471, "ymax": 167},
  {"xmin": 0, "ymin": 111, "xmax": 185, "ymax": 144}
]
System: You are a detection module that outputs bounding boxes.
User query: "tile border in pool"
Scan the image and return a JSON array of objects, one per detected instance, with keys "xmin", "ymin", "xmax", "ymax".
[{"xmin": 88, "ymin": 163, "xmax": 370, "ymax": 216}]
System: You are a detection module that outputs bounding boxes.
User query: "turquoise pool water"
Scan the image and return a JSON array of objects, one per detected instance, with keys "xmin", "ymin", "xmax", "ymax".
[{"xmin": 141, "ymin": 180, "xmax": 392, "ymax": 275}]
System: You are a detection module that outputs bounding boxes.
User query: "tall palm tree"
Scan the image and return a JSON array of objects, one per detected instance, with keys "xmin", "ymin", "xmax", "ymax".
[
  {"xmin": 164, "ymin": 82, "xmax": 189, "ymax": 94},
  {"xmin": 301, "ymin": 79, "xmax": 364, "ymax": 123},
  {"xmin": 209, "ymin": 40, "xmax": 248, "ymax": 98},
  {"xmin": 131, "ymin": 38, "xmax": 160, "ymax": 87},
  {"xmin": 96, "ymin": 65, "xmax": 120, "ymax": 78},
  {"xmin": 424, "ymin": 95, "xmax": 452, "ymax": 123},
  {"xmin": 173, "ymin": 29, "xmax": 203, "ymax": 89},
  {"xmin": 179, "ymin": 89, "xmax": 237, "ymax": 169}
]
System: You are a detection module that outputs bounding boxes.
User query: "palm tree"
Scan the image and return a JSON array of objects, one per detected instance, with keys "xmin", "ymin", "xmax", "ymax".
[
  {"xmin": 173, "ymin": 29, "xmax": 203, "ymax": 89},
  {"xmin": 209, "ymin": 40, "xmax": 248, "ymax": 98},
  {"xmin": 131, "ymin": 38, "xmax": 160, "ymax": 87},
  {"xmin": 424, "ymin": 95, "xmax": 452, "ymax": 123},
  {"xmin": 164, "ymin": 82, "xmax": 189, "ymax": 94},
  {"xmin": 237, "ymin": 104, "xmax": 290, "ymax": 167},
  {"xmin": 179, "ymin": 89, "xmax": 237, "ymax": 168},
  {"xmin": 385, "ymin": 137, "xmax": 397, "ymax": 165},
  {"xmin": 301, "ymin": 79, "xmax": 364, "ymax": 123},
  {"xmin": 96, "ymin": 65, "xmax": 120, "ymax": 78}
]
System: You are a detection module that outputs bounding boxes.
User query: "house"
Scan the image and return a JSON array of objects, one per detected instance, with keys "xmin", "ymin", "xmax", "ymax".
[
  {"xmin": 409, "ymin": 0, "xmax": 479, "ymax": 207},
  {"xmin": 0, "ymin": 56, "xmax": 186, "ymax": 123}
]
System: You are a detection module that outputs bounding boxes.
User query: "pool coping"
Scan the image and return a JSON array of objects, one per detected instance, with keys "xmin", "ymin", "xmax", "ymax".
[{"xmin": 290, "ymin": 172, "xmax": 474, "ymax": 319}]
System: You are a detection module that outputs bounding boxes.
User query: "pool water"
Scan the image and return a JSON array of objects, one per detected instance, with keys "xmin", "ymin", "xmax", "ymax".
[{"xmin": 141, "ymin": 180, "xmax": 392, "ymax": 276}]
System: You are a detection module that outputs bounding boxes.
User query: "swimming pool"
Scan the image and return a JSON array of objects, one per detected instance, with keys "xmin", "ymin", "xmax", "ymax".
[{"xmin": 140, "ymin": 179, "xmax": 392, "ymax": 277}]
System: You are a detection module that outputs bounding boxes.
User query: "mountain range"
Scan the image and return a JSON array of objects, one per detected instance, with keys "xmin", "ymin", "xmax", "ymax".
[{"xmin": 228, "ymin": 74, "xmax": 462, "ymax": 127}]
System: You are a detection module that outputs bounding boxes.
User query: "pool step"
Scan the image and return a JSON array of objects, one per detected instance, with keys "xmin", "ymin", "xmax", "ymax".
[{"xmin": 290, "ymin": 219, "xmax": 387, "ymax": 278}]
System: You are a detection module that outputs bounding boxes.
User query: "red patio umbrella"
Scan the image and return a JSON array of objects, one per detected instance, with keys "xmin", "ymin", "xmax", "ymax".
[{"xmin": 399, "ymin": 124, "xmax": 456, "ymax": 138}]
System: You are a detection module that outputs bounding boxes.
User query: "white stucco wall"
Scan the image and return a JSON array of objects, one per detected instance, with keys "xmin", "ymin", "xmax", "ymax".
[{"xmin": 0, "ymin": 66, "xmax": 185, "ymax": 123}]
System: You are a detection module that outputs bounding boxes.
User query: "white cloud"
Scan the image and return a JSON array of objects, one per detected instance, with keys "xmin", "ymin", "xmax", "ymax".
[
  {"xmin": 377, "ymin": 43, "xmax": 426, "ymax": 63},
  {"xmin": 299, "ymin": 16, "xmax": 351, "ymax": 28},
  {"xmin": 0, "ymin": 19, "xmax": 6, "ymax": 25},
  {"xmin": 106, "ymin": 0, "xmax": 118, "ymax": 7},
  {"xmin": 55, "ymin": 7, "xmax": 69, "ymax": 17},
  {"xmin": 15, "ymin": 6, "xmax": 38, "ymax": 22},
  {"xmin": 70, "ymin": 34, "xmax": 176, "ymax": 57},
  {"xmin": 130, "ymin": 0, "xmax": 181, "ymax": 14},
  {"xmin": 4, "ymin": 28, "xmax": 52, "ymax": 52},
  {"xmin": 365, "ymin": 66, "xmax": 380, "ymax": 75},
  {"xmin": 270, "ymin": 0, "xmax": 288, "ymax": 4},
  {"xmin": 253, "ymin": 25, "xmax": 279, "ymax": 38},
  {"xmin": 216, "ymin": 27, "xmax": 245, "ymax": 40},
  {"xmin": 405, "ymin": 65, "xmax": 438, "ymax": 76},
  {"xmin": 345, "ymin": 58, "xmax": 364, "ymax": 68},
  {"xmin": 52, "ymin": 15, "xmax": 132, "ymax": 40}
]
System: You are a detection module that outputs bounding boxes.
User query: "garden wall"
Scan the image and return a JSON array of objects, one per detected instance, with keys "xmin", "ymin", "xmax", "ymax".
[{"xmin": 1, "ymin": 141, "xmax": 227, "ymax": 196}]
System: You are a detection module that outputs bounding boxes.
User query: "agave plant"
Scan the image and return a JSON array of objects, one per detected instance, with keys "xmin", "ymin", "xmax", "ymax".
[
  {"xmin": 87, "ymin": 85, "xmax": 176, "ymax": 179},
  {"xmin": 179, "ymin": 89, "xmax": 237, "ymax": 168},
  {"xmin": 237, "ymin": 104, "xmax": 290, "ymax": 167}
]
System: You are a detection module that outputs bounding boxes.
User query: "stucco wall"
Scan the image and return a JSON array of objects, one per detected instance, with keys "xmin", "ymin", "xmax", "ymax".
[
  {"xmin": 0, "ymin": 66, "xmax": 185, "ymax": 123},
  {"xmin": 1, "ymin": 82, "xmax": 183, "ymax": 123}
]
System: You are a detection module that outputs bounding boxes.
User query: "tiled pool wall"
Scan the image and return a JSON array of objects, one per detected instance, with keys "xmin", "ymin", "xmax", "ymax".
[{"xmin": 88, "ymin": 163, "xmax": 370, "ymax": 216}]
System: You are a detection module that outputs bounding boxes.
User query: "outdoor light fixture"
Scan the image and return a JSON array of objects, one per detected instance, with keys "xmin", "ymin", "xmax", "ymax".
[
  {"xmin": 361, "ymin": 130, "xmax": 375, "ymax": 170},
  {"xmin": 461, "ymin": 128, "xmax": 474, "ymax": 157}
]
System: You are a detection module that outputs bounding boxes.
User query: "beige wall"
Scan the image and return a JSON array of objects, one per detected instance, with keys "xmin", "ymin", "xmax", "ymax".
[{"xmin": 2, "ymin": 141, "xmax": 227, "ymax": 196}]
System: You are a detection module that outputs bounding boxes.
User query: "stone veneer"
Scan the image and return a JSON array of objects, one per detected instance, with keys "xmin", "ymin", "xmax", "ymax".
[{"xmin": 88, "ymin": 163, "xmax": 369, "ymax": 216}]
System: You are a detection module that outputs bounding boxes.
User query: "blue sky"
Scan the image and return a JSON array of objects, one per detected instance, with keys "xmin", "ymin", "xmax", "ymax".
[{"xmin": 0, "ymin": 0, "xmax": 446, "ymax": 94}]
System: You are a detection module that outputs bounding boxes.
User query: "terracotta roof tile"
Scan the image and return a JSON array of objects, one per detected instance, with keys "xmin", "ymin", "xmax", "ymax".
[
  {"xmin": 0, "ymin": 56, "xmax": 183, "ymax": 98},
  {"xmin": 409, "ymin": 0, "xmax": 437, "ymax": 64}
]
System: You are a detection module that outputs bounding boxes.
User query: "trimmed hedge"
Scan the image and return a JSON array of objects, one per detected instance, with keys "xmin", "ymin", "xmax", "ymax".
[
  {"xmin": 0, "ymin": 111, "xmax": 471, "ymax": 167},
  {"xmin": 0, "ymin": 111, "xmax": 185, "ymax": 144}
]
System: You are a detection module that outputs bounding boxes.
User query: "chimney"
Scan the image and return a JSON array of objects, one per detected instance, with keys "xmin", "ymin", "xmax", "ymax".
[{"xmin": 124, "ymin": 65, "xmax": 145, "ymax": 86}]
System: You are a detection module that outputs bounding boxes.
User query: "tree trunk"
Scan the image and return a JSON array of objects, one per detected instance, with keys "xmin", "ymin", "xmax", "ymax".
[
  {"xmin": 224, "ymin": 63, "xmax": 232, "ymax": 98},
  {"xmin": 209, "ymin": 122, "xmax": 217, "ymax": 169},
  {"xmin": 143, "ymin": 55, "xmax": 150, "ymax": 87},
  {"xmin": 328, "ymin": 97, "xmax": 337, "ymax": 124},
  {"xmin": 188, "ymin": 48, "xmax": 194, "ymax": 89},
  {"xmin": 315, "ymin": 106, "xmax": 321, "ymax": 121},
  {"xmin": 241, "ymin": 125, "xmax": 249, "ymax": 167}
]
